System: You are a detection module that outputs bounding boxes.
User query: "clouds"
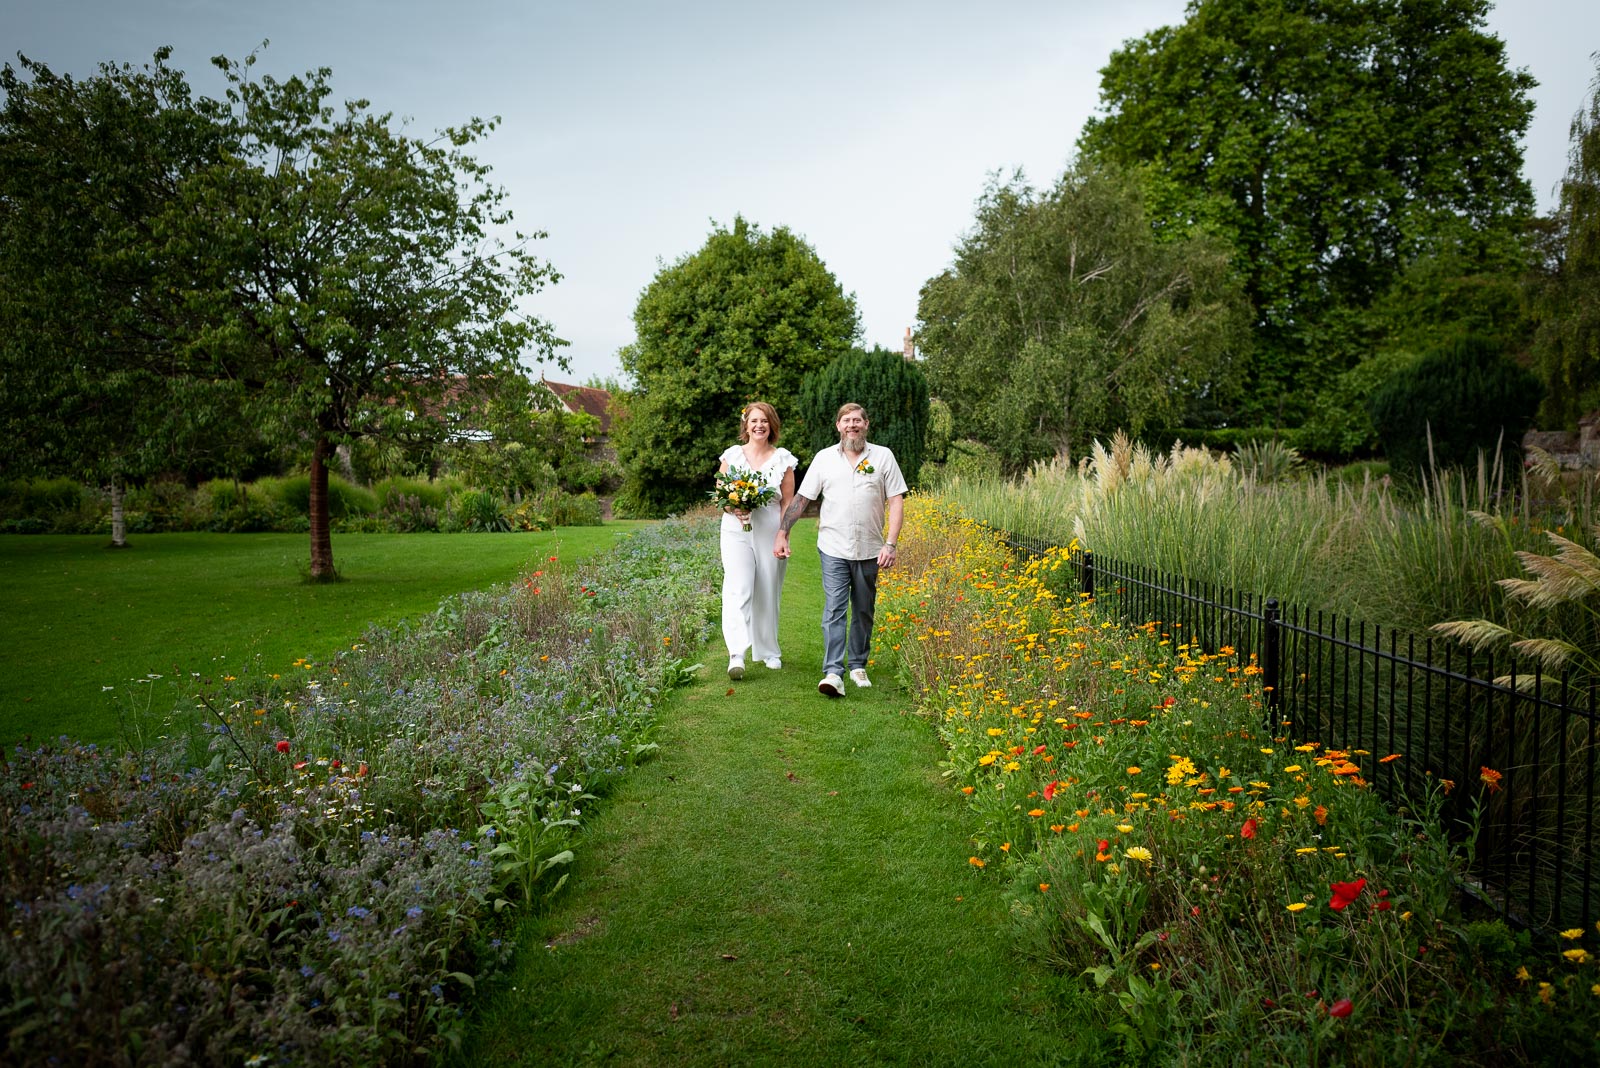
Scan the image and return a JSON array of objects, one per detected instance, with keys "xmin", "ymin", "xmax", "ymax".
[{"xmin": 6, "ymin": 1, "xmax": 1596, "ymax": 383}]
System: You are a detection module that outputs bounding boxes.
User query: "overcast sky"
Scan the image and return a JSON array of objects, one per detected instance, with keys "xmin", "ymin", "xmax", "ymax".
[{"xmin": 5, "ymin": 1, "xmax": 1597, "ymax": 385}]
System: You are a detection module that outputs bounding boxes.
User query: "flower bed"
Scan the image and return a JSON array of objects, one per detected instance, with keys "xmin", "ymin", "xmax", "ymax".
[
  {"xmin": 0, "ymin": 517, "xmax": 718, "ymax": 1066},
  {"xmin": 878, "ymin": 496, "xmax": 1600, "ymax": 1065}
]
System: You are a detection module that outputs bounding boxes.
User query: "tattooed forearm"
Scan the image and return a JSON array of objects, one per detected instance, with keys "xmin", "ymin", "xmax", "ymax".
[{"xmin": 778, "ymin": 495, "xmax": 810, "ymax": 533}]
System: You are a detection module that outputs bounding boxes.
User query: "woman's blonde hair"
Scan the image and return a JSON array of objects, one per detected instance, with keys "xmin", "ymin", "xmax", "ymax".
[{"xmin": 739, "ymin": 401, "xmax": 782, "ymax": 445}]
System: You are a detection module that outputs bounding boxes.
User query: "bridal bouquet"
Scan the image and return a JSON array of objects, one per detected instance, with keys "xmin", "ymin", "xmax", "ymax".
[{"xmin": 710, "ymin": 466, "xmax": 777, "ymax": 531}]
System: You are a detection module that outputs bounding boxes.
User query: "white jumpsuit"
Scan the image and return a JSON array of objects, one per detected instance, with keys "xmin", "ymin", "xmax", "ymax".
[{"xmin": 719, "ymin": 445, "xmax": 797, "ymax": 663}]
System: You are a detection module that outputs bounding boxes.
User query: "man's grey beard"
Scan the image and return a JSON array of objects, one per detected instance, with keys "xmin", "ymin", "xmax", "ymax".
[{"xmin": 838, "ymin": 429, "xmax": 866, "ymax": 452}]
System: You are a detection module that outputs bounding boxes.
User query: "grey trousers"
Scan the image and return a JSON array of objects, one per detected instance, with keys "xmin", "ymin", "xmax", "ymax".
[{"xmin": 819, "ymin": 550, "xmax": 879, "ymax": 677}]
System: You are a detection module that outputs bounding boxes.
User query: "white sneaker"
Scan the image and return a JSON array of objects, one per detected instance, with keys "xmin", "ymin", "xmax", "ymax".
[
  {"xmin": 728, "ymin": 656, "xmax": 745, "ymax": 680},
  {"xmin": 849, "ymin": 668, "xmax": 872, "ymax": 688},
  {"xmin": 764, "ymin": 657, "xmax": 782, "ymax": 670},
  {"xmin": 817, "ymin": 673, "xmax": 844, "ymax": 698}
]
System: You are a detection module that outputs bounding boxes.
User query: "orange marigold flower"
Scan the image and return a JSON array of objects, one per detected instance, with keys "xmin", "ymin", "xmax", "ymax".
[
  {"xmin": 1480, "ymin": 766, "xmax": 1503, "ymax": 793},
  {"xmin": 1313, "ymin": 805, "xmax": 1328, "ymax": 826},
  {"xmin": 969, "ymin": 856, "xmax": 986, "ymax": 868},
  {"xmin": 1379, "ymin": 753, "xmax": 1402, "ymax": 764}
]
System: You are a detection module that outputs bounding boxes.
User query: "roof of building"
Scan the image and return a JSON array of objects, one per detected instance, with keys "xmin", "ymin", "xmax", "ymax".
[{"xmin": 542, "ymin": 379, "xmax": 614, "ymax": 435}]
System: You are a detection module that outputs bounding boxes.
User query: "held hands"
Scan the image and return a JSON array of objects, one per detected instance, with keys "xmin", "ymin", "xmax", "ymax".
[{"xmin": 773, "ymin": 530, "xmax": 790, "ymax": 559}]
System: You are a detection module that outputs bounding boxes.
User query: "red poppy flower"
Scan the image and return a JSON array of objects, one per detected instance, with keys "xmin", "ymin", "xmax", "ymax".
[
  {"xmin": 1097, "ymin": 839, "xmax": 1110, "ymax": 853},
  {"xmin": 1161, "ymin": 696, "xmax": 1176, "ymax": 707},
  {"xmin": 1328, "ymin": 998, "xmax": 1353, "ymax": 1018},
  {"xmin": 330, "ymin": 760, "xmax": 341, "ymax": 770},
  {"xmin": 1328, "ymin": 877, "xmax": 1367, "ymax": 911},
  {"xmin": 1240, "ymin": 817, "xmax": 1259, "ymax": 839},
  {"xmin": 356, "ymin": 763, "xmax": 369, "ymax": 777},
  {"xmin": 275, "ymin": 740, "xmax": 290, "ymax": 754},
  {"xmin": 294, "ymin": 761, "xmax": 308, "ymax": 770},
  {"xmin": 1033, "ymin": 744, "xmax": 1047, "ymax": 755},
  {"xmin": 1043, "ymin": 780, "xmax": 1061, "ymax": 801}
]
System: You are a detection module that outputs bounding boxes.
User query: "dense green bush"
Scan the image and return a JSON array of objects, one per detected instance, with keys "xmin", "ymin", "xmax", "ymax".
[
  {"xmin": 1368, "ymin": 335, "xmax": 1544, "ymax": 477},
  {"xmin": 1145, "ymin": 426, "xmax": 1302, "ymax": 454},
  {"xmin": 448, "ymin": 489, "xmax": 512, "ymax": 532},
  {"xmin": 373, "ymin": 475, "xmax": 455, "ymax": 511},
  {"xmin": 0, "ymin": 474, "xmax": 604, "ymax": 536},
  {"xmin": 0, "ymin": 478, "xmax": 102, "ymax": 533},
  {"xmin": 266, "ymin": 473, "xmax": 381, "ymax": 518},
  {"xmin": 797, "ymin": 346, "xmax": 930, "ymax": 484},
  {"xmin": 920, "ymin": 439, "xmax": 1004, "ymax": 489}
]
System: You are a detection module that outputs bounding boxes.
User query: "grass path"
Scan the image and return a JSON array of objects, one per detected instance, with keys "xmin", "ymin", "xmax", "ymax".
[{"xmin": 460, "ymin": 527, "xmax": 1095, "ymax": 1066}]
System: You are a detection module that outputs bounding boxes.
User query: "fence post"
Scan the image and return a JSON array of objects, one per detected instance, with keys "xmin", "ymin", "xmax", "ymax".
[
  {"xmin": 1263, "ymin": 597, "xmax": 1282, "ymax": 728},
  {"xmin": 1082, "ymin": 550, "xmax": 1094, "ymax": 599}
]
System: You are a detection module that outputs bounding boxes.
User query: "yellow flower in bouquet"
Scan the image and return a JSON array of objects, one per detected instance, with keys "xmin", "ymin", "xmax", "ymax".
[{"xmin": 711, "ymin": 466, "xmax": 777, "ymax": 531}]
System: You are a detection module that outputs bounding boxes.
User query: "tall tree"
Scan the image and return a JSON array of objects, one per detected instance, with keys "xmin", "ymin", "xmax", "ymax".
[
  {"xmin": 0, "ymin": 50, "xmax": 242, "ymax": 545},
  {"xmin": 1078, "ymin": 0, "xmax": 1537, "ymax": 425},
  {"xmin": 916, "ymin": 165, "xmax": 1250, "ymax": 469},
  {"xmin": 175, "ymin": 54, "xmax": 564, "ymax": 578},
  {"xmin": 614, "ymin": 216, "xmax": 859, "ymax": 516},
  {"xmin": 1, "ymin": 48, "xmax": 565, "ymax": 578},
  {"xmin": 1532, "ymin": 53, "xmax": 1600, "ymax": 428}
]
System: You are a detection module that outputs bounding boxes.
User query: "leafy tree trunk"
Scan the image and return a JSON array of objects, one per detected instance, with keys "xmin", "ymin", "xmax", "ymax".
[
  {"xmin": 108, "ymin": 474, "xmax": 127, "ymax": 549},
  {"xmin": 308, "ymin": 435, "xmax": 335, "ymax": 582}
]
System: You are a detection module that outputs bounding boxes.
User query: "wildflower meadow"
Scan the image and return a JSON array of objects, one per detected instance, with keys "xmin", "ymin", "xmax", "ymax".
[
  {"xmin": 877, "ymin": 496, "xmax": 1600, "ymax": 1065},
  {"xmin": 0, "ymin": 519, "xmax": 720, "ymax": 1066}
]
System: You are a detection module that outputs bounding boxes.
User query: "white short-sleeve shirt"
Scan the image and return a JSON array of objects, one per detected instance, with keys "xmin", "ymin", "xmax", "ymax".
[{"xmin": 797, "ymin": 442, "xmax": 907, "ymax": 561}]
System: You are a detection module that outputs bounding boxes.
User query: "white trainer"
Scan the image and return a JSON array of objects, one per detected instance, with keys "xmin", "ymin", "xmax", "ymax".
[
  {"xmin": 849, "ymin": 668, "xmax": 872, "ymax": 688},
  {"xmin": 764, "ymin": 657, "xmax": 782, "ymax": 670},
  {"xmin": 728, "ymin": 656, "xmax": 745, "ymax": 680},
  {"xmin": 817, "ymin": 673, "xmax": 844, "ymax": 698}
]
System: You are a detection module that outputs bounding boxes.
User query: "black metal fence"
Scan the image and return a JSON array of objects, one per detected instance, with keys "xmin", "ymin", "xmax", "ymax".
[{"xmin": 1002, "ymin": 533, "xmax": 1600, "ymax": 932}]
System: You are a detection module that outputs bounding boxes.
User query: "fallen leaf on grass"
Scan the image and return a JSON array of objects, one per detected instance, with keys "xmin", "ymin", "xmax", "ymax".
[
  {"xmin": 721, "ymin": 953, "xmax": 738, "ymax": 961},
  {"xmin": 725, "ymin": 688, "xmax": 736, "ymax": 696}
]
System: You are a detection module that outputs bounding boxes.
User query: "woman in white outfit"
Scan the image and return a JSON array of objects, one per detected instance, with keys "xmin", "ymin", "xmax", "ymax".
[{"xmin": 717, "ymin": 401, "xmax": 797, "ymax": 679}]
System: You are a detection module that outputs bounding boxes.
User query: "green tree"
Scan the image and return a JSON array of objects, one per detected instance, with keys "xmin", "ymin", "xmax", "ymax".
[
  {"xmin": 0, "ymin": 50, "xmax": 252, "ymax": 545},
  {"xmin": 1367, "ymin": 334, "xmax": 1544, "ymax": 476},
  {"xmin": 1532, "ymin": 53, "xmax": 1600, "ymax": 427},
  {"xmin": 2, "ymin": 49, "xmax": 562, "ymax": 576},
  {"xmin": 797, "ymin": 346, "xmax": 930, "ymax": 486},
  {"xmin": 916, "ymin": 165, "xmax": 1249, "ymax": 469},
  {"xmin": 615, "ymin": 216, "xmax": 859, "ymax": 516},
  {"xmin": 174, "ymin": 53, "xmax": 564, "ymax": 578},
  {"xmin": 1078, "ymin": 0, "xmax": 1537, "ymax": 425}
]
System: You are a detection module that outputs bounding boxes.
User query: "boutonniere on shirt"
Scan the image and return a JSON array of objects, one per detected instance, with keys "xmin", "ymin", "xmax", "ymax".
[{"xmin": 854, "ymin": 456, "xmax": 875, "ymax": 475}]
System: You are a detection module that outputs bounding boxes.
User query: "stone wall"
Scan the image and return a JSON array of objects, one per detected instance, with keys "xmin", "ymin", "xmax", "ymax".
[{"xmin": 1523, "ymin": 412, "xmax": 1600, "ymax": 468}]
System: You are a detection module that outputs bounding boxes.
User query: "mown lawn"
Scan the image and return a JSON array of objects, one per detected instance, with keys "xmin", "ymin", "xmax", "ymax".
[
  {"xmin": 0, "ymin": 526, "xmax": 646, "ymax": 746},
  {"xmin": 458, "ymin": 523, "xmax": 1096, "ymax": 1066}
]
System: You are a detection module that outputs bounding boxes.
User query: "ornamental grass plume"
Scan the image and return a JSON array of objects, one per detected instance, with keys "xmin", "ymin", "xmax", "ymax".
[{"xmin": 1432, "ymin": 457, "xmax": 1600, "ymax": 687}]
